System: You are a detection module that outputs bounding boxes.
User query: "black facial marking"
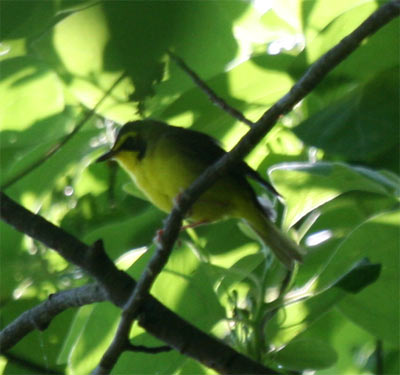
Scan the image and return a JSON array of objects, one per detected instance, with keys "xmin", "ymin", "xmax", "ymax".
[{"xmin": 120, "ymin": 135, "xmax": 147, "ymax": 160}]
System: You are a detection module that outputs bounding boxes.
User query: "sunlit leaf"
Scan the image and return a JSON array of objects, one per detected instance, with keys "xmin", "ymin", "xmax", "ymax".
[
  {"xmin": 337, "ymin": 211, "xmax": 400, "ymax": 345},
  {"xmin": 269, "ymin": 162, "xmax": 392, "ymax": 230},
  {"xmin": 0, "ymin": 57, "xmax": 64, "ymax": 130}
]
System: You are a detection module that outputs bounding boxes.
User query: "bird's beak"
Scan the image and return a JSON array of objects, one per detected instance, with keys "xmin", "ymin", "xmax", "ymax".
[{"xmin": 96, "ymin": 149, "xmax": 117, "ymax": 163}]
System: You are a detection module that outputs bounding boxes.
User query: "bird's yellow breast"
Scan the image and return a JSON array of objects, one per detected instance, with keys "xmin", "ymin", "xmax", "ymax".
[
  {"xmin": 115, "ymin": 150, "xmax": 174, "ymax": 213},
  {"xmin": 114, "ymin": 137, "xmax": 250, "ymax": 223}
]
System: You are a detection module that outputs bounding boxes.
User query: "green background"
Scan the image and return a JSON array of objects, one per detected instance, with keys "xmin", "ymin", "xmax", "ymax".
[{"xmin": 0, "ymin": 0, "xmax": 399, "ymax": 374}]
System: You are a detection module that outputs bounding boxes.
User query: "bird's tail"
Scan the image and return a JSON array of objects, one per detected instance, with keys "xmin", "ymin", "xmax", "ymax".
[{"xmin": 243, "ymin": 207, "xmax": 303, "ymax": 269}]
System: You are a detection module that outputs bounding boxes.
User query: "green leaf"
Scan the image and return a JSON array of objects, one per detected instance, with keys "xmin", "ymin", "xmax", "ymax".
[
  {"xmin": 304, "ymin": 1, "xmax": 377, "ymax": 62},
  {"xmin": 267, "ymin": 285, "xmax": 344, "ymax": 347},
  {"xmin": 267, "ymin": 256, "xmax": 383, "ymax": 347},
  {"xmin": 0, "ymin": 1, "xmax": 56, "ymax": 40},
  {"xmin": 335, "ymin": 260, "xmax": 381, "ymax": 294},
  {"xmin": 0, "ymin": 109, "xmax": 77, "ymax": 184},
  {"xmin": 112, "ymin": 334, "xmax": 187, "ymax": 375},
  {"xmin": 294, "ymin": 68, "xmax": 400, "ymax": 165},
  {"xmin": 0, "ymin": 298, "xmax": 73, "ymax": 373},
  {"xmin": 115, "ymin": 247, "xmax": 148, "ymax": 271},
  {"xmin": 295, "ymin": 191, "xmax": 396, "ymax": 290},
  {"xmin": 269, "ymin": 162, "xmax": 392, "ymax": 229},
  {"xmin": 66, "ymin": 302, "xmax": 120, "ymax": 374},
  {"xmin": 82, "ymin": 206, "xmax": 164, "ymax": 261},
  {"xmin": 0, "ymin": 57, "xmax": 64, "ymax": 131},
  {"xmin": 152, "ymin": 53, "xmax": 296, "ymax": 145},
  {"xmin": 292, "ymin": 308, "xmax": 377, "ymax": 375},
  {"xmin": 213, "ymin": 252, "xmax": 264, "ymax": 301},
  {"xmin": 152, "ymin": 243, "xmax": 225, "ymax": 330},
  {"xmin": 57, "ymin": 305, "xmax": 94, "ymax": 365},
  {"xmin": 273, "ymin": 338, "xmax": 338, "ymax": 370},
  {"xmin": 337, "ymin": 211, "xmax": 400, "ymax": 346}
]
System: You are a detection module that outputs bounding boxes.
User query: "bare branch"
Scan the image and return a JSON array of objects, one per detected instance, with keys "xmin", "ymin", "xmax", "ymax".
[
  {"xmin": 0, "ymin": 284, "xmax": 107, "ymax": 353},
  {"xmin": 0, "ymin": 193, "xmax": 276, "ymax": 374},
  {"xmin": 168, "ymin": 51, "xmax": 255, "ymax": 127},
  {"xmin": 125, "ymin": 343, "xmax": 171, "ymax": 354},
  {"xmin": 0, "ymin": 195, "xmax": 135, "ymax": 307}
]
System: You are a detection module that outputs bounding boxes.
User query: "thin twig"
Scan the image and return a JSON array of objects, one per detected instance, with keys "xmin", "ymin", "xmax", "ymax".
[
  {"xmin": 0, "ymin": 284, "xmax": 107, "ymax": 353},
  {"xmin": 1, "ymin": 73, "xmax": 126, "ymax": 190},
  {"xmin": 93, "ymin": 2, "xmax": 399, "ymax": 373},
  {"xmin": 168, "ymin": 50, "xmax": 255, "ymax": 127}
]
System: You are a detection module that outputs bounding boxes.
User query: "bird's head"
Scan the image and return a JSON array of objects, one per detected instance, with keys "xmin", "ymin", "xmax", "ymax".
[{"xmin": 96, "ymin": 121, "xmax": 150, "ymax": 164}]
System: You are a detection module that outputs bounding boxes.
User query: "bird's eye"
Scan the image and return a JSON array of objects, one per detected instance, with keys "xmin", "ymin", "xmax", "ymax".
[{"xmin": 120, "ymin": 136, "xmax": 138, "ymax": 151}]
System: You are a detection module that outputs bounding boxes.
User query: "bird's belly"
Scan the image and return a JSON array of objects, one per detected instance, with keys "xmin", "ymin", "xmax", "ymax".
[
  {"xmin": 117, "ymin": 149, "xmax": 243, "ymax": 223},
  {"xmin": 136, "ymin": 165, "xmax": 237, "ymax": 223},
  {"xmin": 130, "ymin": 168, "xmax": 174, "ymax": 213}
]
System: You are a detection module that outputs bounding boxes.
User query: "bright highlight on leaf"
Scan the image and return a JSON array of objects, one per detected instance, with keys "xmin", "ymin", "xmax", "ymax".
[{"xmin": 305, "ymin": 229, "xmax": 333, "ymax": 247}]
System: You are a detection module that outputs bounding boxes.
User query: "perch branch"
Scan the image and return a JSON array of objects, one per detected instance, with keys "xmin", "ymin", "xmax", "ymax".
[{"xmin": 0, "ymin": 192, "xmax": 275, "ymax": 374}]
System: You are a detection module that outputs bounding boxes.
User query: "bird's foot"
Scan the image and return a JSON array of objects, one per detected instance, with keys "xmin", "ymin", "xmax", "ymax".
[
  {"xmin": 181, "ymin": 221, "xmax": 208, "ymax": 231},
  {"xmin": 154, "ymin": 220, "xmax": 208, "ymax": 246},
  {"xmin": 154, "ymin": 229, "xmax": 164, "ymax": 246}
]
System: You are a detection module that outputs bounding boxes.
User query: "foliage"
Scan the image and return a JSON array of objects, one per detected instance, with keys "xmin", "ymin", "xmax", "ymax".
[{"xmin": 0, "ymin": 0, "xmax": 399, "ymax": 374}]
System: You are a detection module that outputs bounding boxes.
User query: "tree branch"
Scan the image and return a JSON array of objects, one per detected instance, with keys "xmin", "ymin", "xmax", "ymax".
[
  {"xmin": 0, "ymin": 192, "xmax": 276, "ymax": 374},
  {"xmin": 168, "ymin": 51, "xmax": 255, "ymax": 127},
  {"xmin": 0, "ymin": 284, "xmax": 107, "ymax": 353},
  {"xmin": 95, "ymin": 1, "xmax": 399, "ymax": 372}
]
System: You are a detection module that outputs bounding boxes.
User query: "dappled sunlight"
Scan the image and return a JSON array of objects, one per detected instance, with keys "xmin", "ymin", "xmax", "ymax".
[
  {"xmin": 267, "ymin": 34, "xmax": 304, "ymax": 55},
  {"xmin": 305, "ymin": 229, "xmax": 333, "ymax": 247},
  {"xmin": 115, "ymin": 246, "xmax": 148, "ymax": 271},
  {"xmin": 268, "ymin": 299, "xmax": 312, "ymax": 348},
  {"xmin": 1, "ymin": 1, "xmax": 398, "ymax": 373}
]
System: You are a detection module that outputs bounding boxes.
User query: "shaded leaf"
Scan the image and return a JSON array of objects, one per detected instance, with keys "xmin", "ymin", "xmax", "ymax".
[
  {"xmin": 294, "ymin": 68, "xmax": 400, "ymax": 165},
  {"xmin": 335, "ymin": 260, "xmax": 381, "ymax": 294},
  {"xmin": 273, "ymin": 338, "xmax": 338, "ymax": 370}
]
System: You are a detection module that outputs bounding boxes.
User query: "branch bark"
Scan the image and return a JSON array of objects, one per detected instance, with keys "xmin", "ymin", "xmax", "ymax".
[
  {"xmin": 0, "ymin": 284, "xmax": 107, "ymax": 352},
  {"xmin": 0, "ymin": 192, "xmax": 276, "ymax": 374}
]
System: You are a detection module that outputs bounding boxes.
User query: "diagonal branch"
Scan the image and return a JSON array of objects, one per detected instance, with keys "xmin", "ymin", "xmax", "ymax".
[
  {"xmin": 168, "ymin": 51, "xmax": 255, "ymax": 127},
  {"xmin": 0, "ymin": 284, "xmax": 107, "ymax": 352},
  {"xmin": 0, "ymin": 192, "xmax": 276, "ymax": 374},
  {"xmin": 94, "ymin": 0, "xmax": 400, "ymax": 372}
]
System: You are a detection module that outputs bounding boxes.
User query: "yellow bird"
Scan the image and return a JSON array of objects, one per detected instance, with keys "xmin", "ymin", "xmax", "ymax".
[{"xmin": 96, "ymin": 120, "xmax": 302, "ymax": 269}]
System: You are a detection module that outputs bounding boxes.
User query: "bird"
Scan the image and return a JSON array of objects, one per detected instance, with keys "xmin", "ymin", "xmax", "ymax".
[{"xmin": 96, "ymin": 119, "xmax": 303, "ymax": 269}]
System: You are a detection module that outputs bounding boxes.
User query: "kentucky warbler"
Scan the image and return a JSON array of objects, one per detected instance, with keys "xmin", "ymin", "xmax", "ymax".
[{"xmin": 96, "ymin": 120, "xmax": 302, "ymax": 269}]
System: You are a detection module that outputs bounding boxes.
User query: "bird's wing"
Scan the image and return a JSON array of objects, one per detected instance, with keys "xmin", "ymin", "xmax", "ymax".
[
  {"xmin": 167, "ymin": 127, "xmax": 280, "ymax": 196},
  {"xmin": 237, "ymin": 163, "xmax": 280, "ymax": 196}
]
